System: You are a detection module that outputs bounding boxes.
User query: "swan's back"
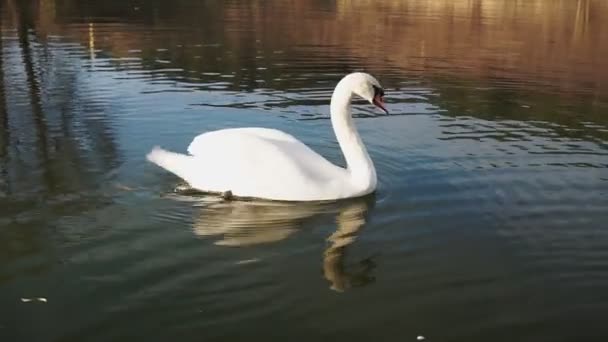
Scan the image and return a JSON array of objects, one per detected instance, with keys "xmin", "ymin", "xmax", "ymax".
[{"xmin": 187, "ymin": 127, "xmax": 300, "ymax": 156}]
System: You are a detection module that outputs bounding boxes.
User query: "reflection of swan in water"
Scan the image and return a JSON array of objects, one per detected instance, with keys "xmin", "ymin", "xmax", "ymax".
[
  {"xmin": 190, "ymin": 198, "xmax": 320, "ymax": 246},
  {"xmin": 323, "ymin": 200, "xmax": 376, "ymax": 292},
  {"xmin": 179, "ymin": 192, "xmax": 376, "ymax": 291}
]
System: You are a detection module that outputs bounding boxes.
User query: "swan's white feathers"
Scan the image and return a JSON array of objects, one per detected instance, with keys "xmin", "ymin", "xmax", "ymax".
[
  {"xmin": 150, "ymin": 128, "xmax": 349, "ymax": 201},
  {"xmin": 187, "ymin": 127, "xmax": 300, "ymax": 156}
]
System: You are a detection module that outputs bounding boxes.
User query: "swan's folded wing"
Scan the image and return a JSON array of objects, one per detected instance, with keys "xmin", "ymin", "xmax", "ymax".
[
  {"xmin": 181, "ymin": 130, "xmax": 347, "ymax": 201},
  {"xmin": 187, "ymin": 127, "xmax": 300, "ymax": 156}
]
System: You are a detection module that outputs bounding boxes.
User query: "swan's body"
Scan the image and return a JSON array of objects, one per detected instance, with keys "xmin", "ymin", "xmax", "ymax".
[{"xmin": 147, "ymin": 72, "xmax": 387, "ymax": 201}]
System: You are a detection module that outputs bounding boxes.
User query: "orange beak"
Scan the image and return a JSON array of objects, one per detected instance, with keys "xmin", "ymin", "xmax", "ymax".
[{"xmin": 373, "ymin": 94, "xmax": 388, "ymax": 114}]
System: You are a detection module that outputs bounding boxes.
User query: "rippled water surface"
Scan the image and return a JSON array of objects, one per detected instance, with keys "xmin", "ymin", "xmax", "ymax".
[{"xmin": 1, "ymin": 1, "xmax": 608, "ymax": 341}]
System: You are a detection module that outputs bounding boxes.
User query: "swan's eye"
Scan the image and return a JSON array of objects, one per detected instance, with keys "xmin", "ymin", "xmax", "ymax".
[{"xmin": 373, "ymin": 85, "xmax": 384, "ymax": 97}]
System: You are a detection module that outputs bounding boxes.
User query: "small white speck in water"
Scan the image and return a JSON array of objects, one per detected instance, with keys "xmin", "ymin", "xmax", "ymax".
[
  {"xmin": 21, "ymin": 297, "xmax": 47, "ymax": 303},
  {"xmin": 236, "ymin": 259, "xmax": 260, "ymax": 265},
  {"xmin": 417, "ymin": 336, "xmax": 425, "ymax": 341}
]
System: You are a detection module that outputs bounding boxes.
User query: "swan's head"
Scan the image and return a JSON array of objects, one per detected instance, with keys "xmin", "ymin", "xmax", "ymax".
[{"xmin": 345, "ymin": 72, "xmax": 388, "ymax": 114}]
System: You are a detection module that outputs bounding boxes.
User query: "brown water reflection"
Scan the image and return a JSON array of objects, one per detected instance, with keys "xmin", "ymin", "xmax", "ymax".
[{"xmin": 13, "ymin": 0, "xmax": 608, "ymax": 98}]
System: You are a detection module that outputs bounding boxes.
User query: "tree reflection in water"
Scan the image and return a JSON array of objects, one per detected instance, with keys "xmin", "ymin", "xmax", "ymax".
[{"xmin": 0, "ymin": 0, "xmax": 121, "ymax": 279}]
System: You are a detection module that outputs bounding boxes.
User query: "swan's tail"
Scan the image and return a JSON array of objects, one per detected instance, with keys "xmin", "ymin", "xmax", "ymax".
[{"xmin": 146, "ymin": 146, "xmax": 197, "ymax": 183}]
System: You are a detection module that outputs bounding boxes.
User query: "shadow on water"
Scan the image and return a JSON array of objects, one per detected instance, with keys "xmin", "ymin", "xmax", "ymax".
[
  {"xmin": 15, "ymin": 0, "xmax": 52, "ymax": 189},
  {"xmin": 0, "ymin": 2, "xmax": 8, "ymax": 195}
]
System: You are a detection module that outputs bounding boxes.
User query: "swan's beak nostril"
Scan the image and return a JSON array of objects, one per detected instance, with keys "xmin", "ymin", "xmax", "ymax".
[{"xmin": 372, "ymin": 95, "xmax": 388, "ymax": 115}]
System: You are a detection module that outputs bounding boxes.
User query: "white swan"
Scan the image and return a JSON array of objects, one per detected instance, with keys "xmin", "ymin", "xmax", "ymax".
[{"xmin": 146, "ymin": 72, "xmax": 388, "ymax": 201}]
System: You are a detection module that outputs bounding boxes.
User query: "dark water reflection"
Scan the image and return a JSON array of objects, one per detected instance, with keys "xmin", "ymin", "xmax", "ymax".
[{"xmin": 1, "ymin": 0, "xmax": 608, "ymax": 341}]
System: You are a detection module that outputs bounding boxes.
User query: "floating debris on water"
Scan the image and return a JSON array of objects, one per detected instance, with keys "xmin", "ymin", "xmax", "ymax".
[
  {"xmin": 114, "ymin": 183, "xmax": 135, "ymax": 191},
  {"xmin": 236, "ymin": 259, "xmax": 260, "ymax": 265},
  {"xmin": 417, "ymin": 336, "xmax": 425, "ymax": 341},
  {"xmin": 21, "ymin": 297, "xmax": 47, "ymax": 303}
]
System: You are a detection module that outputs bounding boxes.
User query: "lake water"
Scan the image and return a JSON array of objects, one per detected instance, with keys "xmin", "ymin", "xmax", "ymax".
[{"xmin": 1, "ymin": 0, "xmax": 608, "ymax": 341}]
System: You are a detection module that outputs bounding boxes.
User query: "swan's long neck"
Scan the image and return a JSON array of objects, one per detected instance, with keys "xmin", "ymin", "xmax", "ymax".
[{"xmin": 330, "ymin": 81, "xmax": 377, "ymax": 191}]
